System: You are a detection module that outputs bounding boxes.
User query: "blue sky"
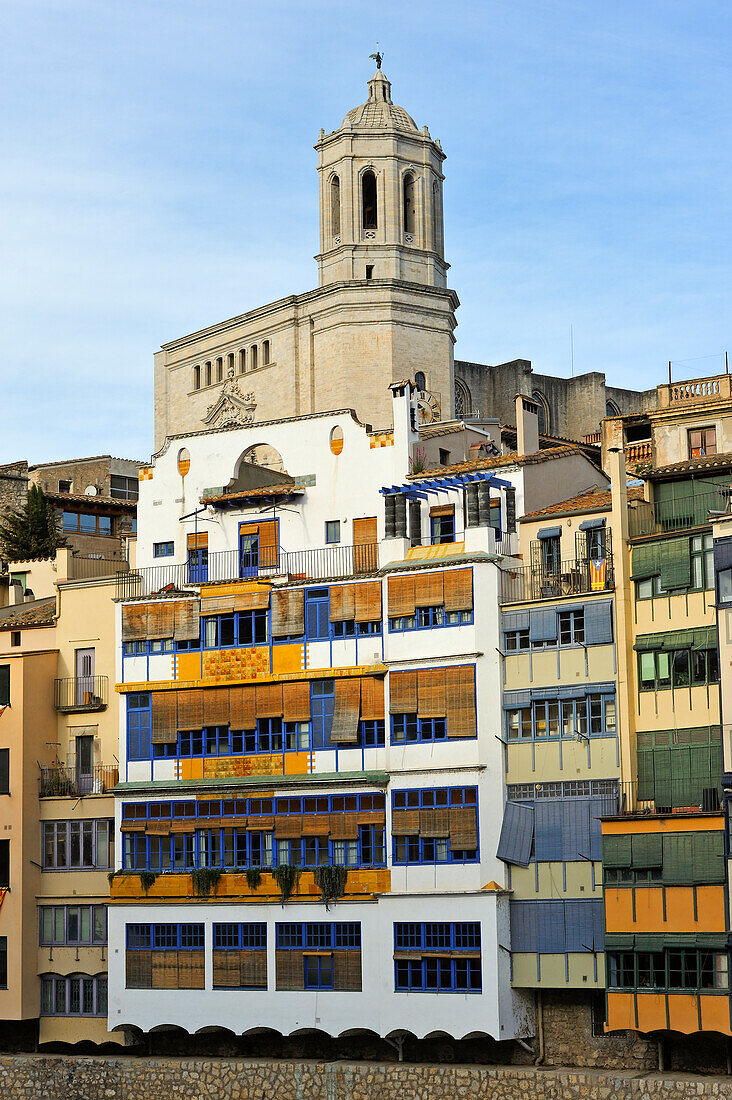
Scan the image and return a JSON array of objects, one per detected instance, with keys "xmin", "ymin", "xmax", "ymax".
[{"xmin": 1, "ymin": 0, "xmax": 730, "ymax": 461}]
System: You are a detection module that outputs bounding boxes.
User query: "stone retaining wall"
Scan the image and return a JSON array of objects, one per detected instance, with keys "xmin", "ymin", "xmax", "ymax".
[{"xmin": 3, "ymin": 1056, "xmax": 732, "ymax": 1100}]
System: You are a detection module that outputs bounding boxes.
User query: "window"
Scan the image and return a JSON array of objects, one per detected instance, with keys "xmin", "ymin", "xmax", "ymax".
[
  {"xmin": 558, "ymin": 609, "xmax": 584, "ymax": 645},
  {"xmin": 325, "ymin": 520, "xmax": 341, "ymax": 545},
  {"xmin": 506, "ymin": 693, "xmax": 617, "ymax": 741},
  {"xmin": 0, "ymin": 840, "xmax": 8, "ymax": 887},
  {"xmin": 638, "ymin": 647, "xmax": 719, "ymax": 691},
  {"xmin": 127, "ymin": 693, "xmax": 151, "ymax": 760},
  {"xmin": 688, "ymin": 427, "xmax": 717, "ymax": 459},
  {"xmin": 390, "ymin": 606, "xmax": 473, "ymax": 632},
  {"xmin": 41, "ymin": 974, "xmax": 107, "ymax": 1016},
  {"xmin": 153, "ymin": 541, "xmax": 174, "ymax": 558},
  {"xmin": 636, "ymin": 575, "xmax": 664, "ymax": 600},
  {"xmin": 10, "ymin": 632, "xmax": 20, "ymax": 648},
  {"xmin": 275, "ymin": 922, "xmax": 361, "ymax": 991},
  {"xmin": 213, "ymin": 923, "xmax": 267, "ymax": 989},
  {"xmin": 250, "ymin": 345, "xmax": 258, "ymax": 370},
  {"xmin": 365, "ymin": 265, "xmax": 374, "ymax": 280},
  {"xmin": 125, "ymin": 924, "xmax": 205, "ymax": 990},
  {"xmin": 238, "ymin": 349, "xmax": 246, "ymax": 373},
  {"xmin": 430, "ymin": 506, "xmax": 455, "ymax": 545},
  {"xmin": 454, "ymin": 379, "xmax": 471, "ymax": 418},
  {"xmin": 330, "ymin": 175, "xmax": 340, "ymax": 237},
  {"xmin": 505, "ymin": 629, "xmax": 530, "ymax": 652},
  {"xmin": 193, "ymin": 365, "xmax": 201, "ymax": 390},
  {"xmin": 40, "ymin": 906, "xmax": 107, "ymax": 945},
  {"xmin": 403, "ymin": 172, "xmax": 416, "ymax": 235},
  {"xmin": 216, "ymin": 357, "xmax": 223, "ymax": 382},
  {"xmin": 439, "ymin": 449, "xmax": 450, "ymax": 466},
  {"xmin": 393, "ymin": 922, "xmax": 481, "ymax": 993},
  {"xmin": 203, "ymin": 610, "xmax": 268, "ymax": 649},
  {"xmin": 58, "ymin": 480, "xmax": 72, "ymax": 493},
  {"xmin": 607, "ymin": 949, "xmax": 728, "ymax": 993},
  {"xmin": 262, "ymin": 340, "xmax": 270, "ymax": 365},
  {"xmin": 62, "ymin": 512, "xmax": 113, "ymax": 536},
  {"xmin": 691, "ymin": 533, "xmax": 714, "ymax": 589},
  {"xmin": 540, "ymin": 535, "xmax": 561, "ymax": 574},
  {"xmin": 362, "ymin": 170, "xmax": 377, "ymax": 230},
  {"xmin": 392, "ymin": 787, "xmax": 478, "ymax": 864},
  {"xmin": 0, "ymin": 749, "xmax": 8, "ymax": 794},
  {"xmin": 204, "ymin": 361, "xmax": 212, "ymax": 386},
  {"xmin": 414, "ymin": 371, "xmax": 426, "ymax": 392},
  {"xmin": 532, "ymin": 391, "xmax": 549, "ymax": 435},
  {"xmin": 306, "ymin": 589, "xmax": 329, "ymax": 640},
  {"xmin": 110, "ymin": 475, "xmax": 139, "ymax": 501},
  {"xmin": 391, "ymin": 714, "xmax": 446, "ymax": 744},
  {"xmin": 718, "ymin": 567, "xmax": 732, "ymax": 604},
  {"xmin": 42, "ymin": 820, "xmax": 113, "ymax": 870}
]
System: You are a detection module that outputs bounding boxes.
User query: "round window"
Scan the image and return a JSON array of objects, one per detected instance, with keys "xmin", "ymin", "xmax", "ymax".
[
  {"xmin": 329, "ymin": 426, "xmax": 344, "ymax": 456},
  {"xmin": 177, "ymin": 447, "xmax": 191, "ymax": 477}
]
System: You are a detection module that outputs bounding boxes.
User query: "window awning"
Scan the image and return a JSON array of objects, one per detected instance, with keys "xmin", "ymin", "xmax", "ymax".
[
  {"xmin": 579, "ymin": 518, "xmax": 606, "ymax": 531},
  {"xmin": 537, "ymin": 526, "xmax": 561, "ymax": 540},
  {"xmin": 380, "ymin": 471, "xmax": 511, "ymax": 501}
]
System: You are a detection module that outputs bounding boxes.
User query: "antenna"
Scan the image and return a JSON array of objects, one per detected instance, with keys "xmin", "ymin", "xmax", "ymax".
[{"xmin": 570, "ymin": 325, "xmax": 574, "ymax": 378}]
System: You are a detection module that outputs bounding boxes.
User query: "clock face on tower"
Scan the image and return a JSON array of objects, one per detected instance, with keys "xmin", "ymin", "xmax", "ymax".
[{"xmin": 417, "ymin": 390, "xmax": 442, "ymax": 426}]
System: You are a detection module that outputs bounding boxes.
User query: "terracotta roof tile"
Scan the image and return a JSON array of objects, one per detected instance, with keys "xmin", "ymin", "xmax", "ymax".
[
  {"xmin": 408, "ymin": 446, "xmax": 583, "ymax": 480},
  {"xmin": 44, "ymin": 490, "xmax": 137, "ymax": 510},
  {"xmin": 0, "ymin": 599, "xmax": 56, "ymax": 630},
  {"xmin": 521, "ymin": 484, "xmax": 645, "ymax": 521},
  {"xmin": 201, "ymin": 484, "xmax": 304, "ymax": 505},
  {"xmin": 649, "ymin": 452, "xmax": 732, "ymax": 479}
]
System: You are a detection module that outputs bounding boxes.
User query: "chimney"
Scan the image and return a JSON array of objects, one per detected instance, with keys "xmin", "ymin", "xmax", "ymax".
[{"xmin": 515, "ymin": 393, "xmax": 540, "ymax": 456}]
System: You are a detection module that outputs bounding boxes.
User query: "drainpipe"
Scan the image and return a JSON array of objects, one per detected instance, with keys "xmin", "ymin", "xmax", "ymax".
[
  {"xmin": 657, "ymin": 1038, "xmax": 664, "ymax": 1072},
  {"xmin": 533, "ymin": 990, "xmax": 545, "ymax": 1066}
]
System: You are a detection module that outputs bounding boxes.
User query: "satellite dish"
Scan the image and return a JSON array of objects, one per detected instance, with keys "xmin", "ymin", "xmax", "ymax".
[{"xmin": 84, "ymin": 486, "xmax": 98, "ymax": 496}]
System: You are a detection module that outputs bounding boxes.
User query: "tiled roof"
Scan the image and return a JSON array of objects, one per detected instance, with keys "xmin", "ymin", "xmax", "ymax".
[
  {"xmin": 44, "ymin": 490, "xmax": 137, "ymax": 510},
  {"xmin": 419, "ymin": 421, "xmax": 469, "ymax": 439},
  {"xmin": 649, "ymin": 452, "xmax": 732, "ymax": 479},
  {"xmin": 501, "ymin": 425, "xmax": 599, "ymax": 450},
  {"xmin": 521, "ymin": 484, "xmax": 645, "ymax": 521},
  {"xmin": 408, "ymin": 446, "xmax": 584, "ymax": 480},
  {"xmin": 0, "ymin": 599, "xmax": 56, "ymax": 630},
  {"xmin": 201, "ymin": 484, "xmax": 303, "ymax": 505}
]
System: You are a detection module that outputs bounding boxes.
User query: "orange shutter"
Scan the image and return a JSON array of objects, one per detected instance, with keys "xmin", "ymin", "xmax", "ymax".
[
  {"xmin": 186, "ymin": 532, "xmax": 208, "ymax": 549},
  {"xmin": 257, "ymin": 521, "xmax": 279, "ymax": 569}
]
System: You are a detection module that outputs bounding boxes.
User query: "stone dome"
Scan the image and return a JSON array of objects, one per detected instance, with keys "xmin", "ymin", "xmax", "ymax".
[{"xmin": 341, "ymin": 70, "xmax": 418, "ymax": 133}]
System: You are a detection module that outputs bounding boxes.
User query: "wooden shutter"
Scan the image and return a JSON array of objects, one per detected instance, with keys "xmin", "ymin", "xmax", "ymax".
[
  {"xmin": 276, "ymin": 950, "xmax": 305, "ymax": 990},
  {"xmin": 354, "ymin": 581, "xmax": 382, "ymax": 623},
  {"xmin": 145, "ymin": 820, "xmax": 172, "ymax": 835},
  {"xmin": 360, "ymin": 677, "xmax": 385, "ymax": 721},
  {"xmin": 274, "ymin": 815, "xmax": 303, "ymax": 838},
  {"xmin": 445, "ymin": 665, "xmax": 477, "ymax": 737},
  {"xmin": 247, "ymin": 815, "xmax": 274, "ymax": 831},
  {"xmin": 417, "ymin": 668, "xmax": 446, "ymax": 719},
  {"xmin": 391, "ymin": 809, "xmax": 420, "ymax": 835},
  {"xmin": 174, "ymin": 600, "xmax": 200, "ymax": 641},
  {"xmin": 147, "ymin": 601, "xmax": 175, "ymax": 639},
  {"xmin": 256, "ymin": 682, "xmax": 283, "ymax": 718},
  {"xmin": 229, "ymin": 685, "xmax": 256, "ymax": 729},
  {"xmin": 282, "ymin": 680, "xmax": 311, "ymax": 723},
  {"xmin": 257, "ymin": 521, "xmax": 279, "ymax": 569},
  {"xmin": 302, "ymin": 815, "xmax": 330, "ymax": 836},
  {"xmin": 333, "ymin": 950, "xmax": 362, "ymax": 991},
  {"xmin": 240, "ymin": 949, "xmax": 267, "ymax": 989},
  {"xmin": 419, "ymin": 808, "xmax": 450, "ymax": 837},
  {"xmin": 151, "ymin": 692, "xmax": 178, "ymax": 743},
  {"xmin": 389, "ymin": 670, "xmax": 417, "ymax": 714},
  {"xmin": 329, "ymin": 814, "xmax": 359, "ymax": 840},
  {"xmin": 187, "ymin": 532, "xmax": 208, "ymax": 550},
  {"xmin": 387, "ymin": 575, "xmax": 416, "ymax": 618},
  {"xmin": 121, "ymin": 604, "xmax": 148, "ymax": 641},
  {"xmin": 430, "ymin": 504, "xmax": 454, "ymax": 519},
  {"xmin": 353, "ymin": 516, "xmax": 378, "ymax": 574},
  {"xmin": 443, "ymin": 568, "xmax": 473, "ymax": 613},
  {"xmin": 126, "ymin": 950, "xmax": 152, "ymax": 989},
  {"xmin": 449, "ymin": 805, "xmax": 478, "ymax": 849},
  {"xmin": 414, "ymin": 571, "xmax": 444, "ymax": 609},
  {"xmin": 234, "ymin": 588, "xmax": 270, "ymax": 611},
  {"xmin": 177, "ymin": 688, "xmax": 203, "ymax": 729},
  {"xmin": 329, "ymin": 584, "xmax": 355, "ymax": 622},
  {"xmin": 271, "ymin": 589, "xmax": 305, "ymax": 636},
  {"xmin": 330, "ymin": 678, "xmax": 361, "ymax": 744},
  {"xmin": 204, "ymin": 688, "xmax": 229, "ymax": 727}
]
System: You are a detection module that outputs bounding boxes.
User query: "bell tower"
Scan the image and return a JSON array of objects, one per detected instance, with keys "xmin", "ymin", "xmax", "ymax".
[{"xmin": 315, "ymin": 67, "xmax": 448, "ymax": 288}]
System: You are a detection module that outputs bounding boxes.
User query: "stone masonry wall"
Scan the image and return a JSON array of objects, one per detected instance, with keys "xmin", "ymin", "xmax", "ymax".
[{"xmin": 3, "ymin": 1055, "xmax": 732, "ymax": 1100}]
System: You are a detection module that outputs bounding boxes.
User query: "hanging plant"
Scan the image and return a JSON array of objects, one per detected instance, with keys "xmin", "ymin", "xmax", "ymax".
[
  {"xmin": 245, "ymin": 867, "xmax": 262, "ymax": 891},
  {"xmin": 191, "ymin": 867, "xmax": 222, "ymax": 897},
  {"xmin": 313, "ymin": 866, "xmax": 348, "ymax": 910},
  {"xmin": 138, "ymin": 871, "xmax": 157, "ymax": 894},
  {"xmin": 108, "ymin": 870, "xmax": 123, "ymax": 888},
  {"xmin": 272, "ymin": 864, "xmax": 300, "ymax": 905}
]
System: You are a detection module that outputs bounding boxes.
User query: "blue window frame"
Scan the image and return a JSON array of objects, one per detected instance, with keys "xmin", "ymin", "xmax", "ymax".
[
  {"xmin": 153, "ymin": 542, "xmax": 174, "ymax": 558},
  {"xmin": 331, "ymin": 619, "xmax": 382, "ymax": 638},
  {"xmin": 124, "ymin": 638, "xmax": 175, "ymax": 656},
  {"xmin": 506, "ymin": 693, "xmax": 616, "ymax": 742},
  {"xmin": 306, "ymin": 589, "xmax": 330, "ymax": 640},
  {"xmin": 389, "ymin": 606, "xmax": 473, "ymax": 632},
  {"xmin": 126, "ymin": 693, "xmax": 151, "ymax": 760},
  {"xmin": 213, "ymin": 923, "xmax": 266, "ymax": 950},
  {"xmin": 125, "ymin": 923, "xmax": 204, "ymax": 950},
  {"xmin": 393, "ymin": 921, "xmax": 481, "ymax": 993},
  {"xmin": 276, "ymin": 922, "xmax": 361, "ymax": 949},
  {"xmin": 391, "ymin": 715, "xmax": 446, "ymax": 745},
  {"xmin": 325, "ymin": 521, "xmax": 341, "ymax": 545},
  {"xmin": 202, "ymin": 610, "xmax": 268, "ymax": 649},
  {"xmin": 187, "ymin": 548, "xmax": 208, "ymax": 583},
  {"xmin": 392, "ymin": 786, "xmax": 478, "ymax": 864},
  {"xmin": 430, "ymin": 510, "xmax": 455, "ymax": 545},
  {"xmin": 311, "ymin": 680, "xmax": 335, "ymax": 748}
]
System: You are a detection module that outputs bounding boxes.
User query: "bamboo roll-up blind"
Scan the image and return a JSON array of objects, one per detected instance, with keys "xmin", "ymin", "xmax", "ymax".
[
  {"xmin": 174, "ymin": 600, "xmax": 201, "ymax": 641},
  {"xmin": 121, "ymin": 604, "xmax": 148, "ymax": 641},
  {"xmin": 274, "ymin": 815, "xmax": 303, "ymax": 838},
  {"xmin": 239, "ymin": 949, "xmax": 267, "ymax": 989},
  {"xmin": 359, "ymin": 677, "xmax": 385, "ymax": 721},
  {"xmin": 419, "ymin": 808, "xmax": 450, "ymax": 837},
  {"xmin": 151, "ymin": 692, "xmax": 178, "ymax": 743},
  {"xmin": 229, "ymin": 685, "xmax": 257, "ymax": 729},
  {"xmin": 126, "ymin": 950, "xmax": 152, "ymax": 989},
  {"xmin": 445, "ymin": 665, "xmax": 477, "ymax": 737},
  {"xmin": 302, "ymin": 814, "xmax": 330, "ymax": 836},
  {"xmin": 282, "ymin": 680, "xmax": 311, "ymax": 723},
  {"xmin": 257, "ymin": 521, "xmax": 279, "ymax": 569},
  {"xmin": 329, "ymin": 583, "xmax": 356, "ymax": 622},
  {"xmin": 247, "ymin": 815, "xmax": 274, "ymax": 831},
  {"xmin": 430, "ymin": 504, "xmax": 454, "ymax": 518},
  {"xmin": 147, "ymin": 601, "xmax": 176, "ymax": 639},
  {"xmin": 333, "ymin": 950, "xmax": 362, "ymax": 991},
  {"xmin": 328, "ymin": 813, "xmax": 360, "ymax": 840},
  {"xmin": 391, "ymin": 809, "xmax": 420, "ymax": 835},
  {"xmin": 443, "ymin": 568, "xmax": 473, "ymax": 612},
  {"xmin": 356, "ymin": 810, "xmax": 386, "ymax": 826},
  {"xmin": 234, "ymin": 588, "xmax": 271, "ymax": 611},
  {"xmin": 203, "ymin": 596, "xmax": 236, "ymax": 616},
  {"xmin": 187, "ymin": 532, "xmax": 208, "ymax": 549},
  {"xmin": 449, "ymin": 805, "xmax": 478, "ymax": 849},
  {"xmin": 387, "ymin": 574, "xmax": 416, "ymax": 618},
  {"xmin": 388, "ymin": 670, "xmax": 417, "ymax": 714},
  {"xmin": 276, "ymin": 950, "xmax": 305, "ymax": 990},
  {"xmin": 212, "ymin": 952, "xmax": 240, "ymax": 989},
  {"xmin": 414, "ymin": 570, "xmax": 444, "ymax": 609},
  {"xmin": 417, "ymin": 668, "xmax": 447, "ymax": 719},
  {"xmin": 152, "ymin": 951, "xmax": 179, "ymax": 990},
  {"xmin": 354, "ymin": 581, "xmax": 382, "ymax": 623},
  {"xmin": 271, "ymin": 588, "xmax": 305, "ymax": 636},
  {"xmin": 204, "ymin": 687, "xmax": 230, "ymax": 727},
  {"xmin": 329, "ymin": 677, "xmax": 361, "ymax": 743},
  {"xmin": 145, "ymin": 820, "xmax": 172, "ymax": 835},
  {"xmin": 178, "ymin": 951, "xmax": 205, "ymax": 990},
  {"xmin": 177, "ymin": 688, "xmax": 204, "ymax": 729},
  {"xmin": 255, "ymin": 682, "xmax": 283, "ymax": 718}
]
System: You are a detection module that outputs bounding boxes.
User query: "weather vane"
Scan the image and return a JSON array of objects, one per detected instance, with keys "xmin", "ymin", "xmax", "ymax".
[{"xmin": 369, "ymin": 45, "xmax": 383, "ymax": 70}]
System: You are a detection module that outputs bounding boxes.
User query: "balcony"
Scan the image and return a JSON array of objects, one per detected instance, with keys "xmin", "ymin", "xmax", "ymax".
[
  {"xmin": 657, "ymin": 374, "xmax": 732, "ymax": 409},
  {"xmin": 625, "ymin": 440, "xmax": 652, "ymax": 465},
  {"xmin": 116, "ymin": 542, "xmax": 379, "ymax": 599},
  {"xmin": 39, "ymin": 763, "xmax": 119, "ymax": 798},
  {"xmin": 499, "ymin": 555, "xmax": 615, "ymax": 604},
  {"xmin": 53, "ymin": 676, "xmax": 108, "ymax": 712},
  {"xmin": 628, "ymin": 486, "xmax": 731, "ymax": 540},
  {"xmin": 603, "ymin": 780, "xmax": 721, "ymax": 818}
]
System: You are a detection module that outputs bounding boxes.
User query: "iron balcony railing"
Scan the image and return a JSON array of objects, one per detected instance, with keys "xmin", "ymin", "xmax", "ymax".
[
  {"xmin": 499, "ymin": 555, "xmax": 615, "ymax": 604},
  {"xmin": 116, "ymin": 542, "xmax": 379, "ymax": 599},
  {"xmin": 603, "ymin": 780, "xmax": 722, "ymax": 818},
  {"xmin": 628, "ymin": 486, "xmax": 732, "ymax": 540},
  {"xmin": 53, "ymin": 676, "xmax": 109, "ymax": 712},
  {"xmin": 39, "ymin": 763, "xmax": 119, "ymax": 798}
]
